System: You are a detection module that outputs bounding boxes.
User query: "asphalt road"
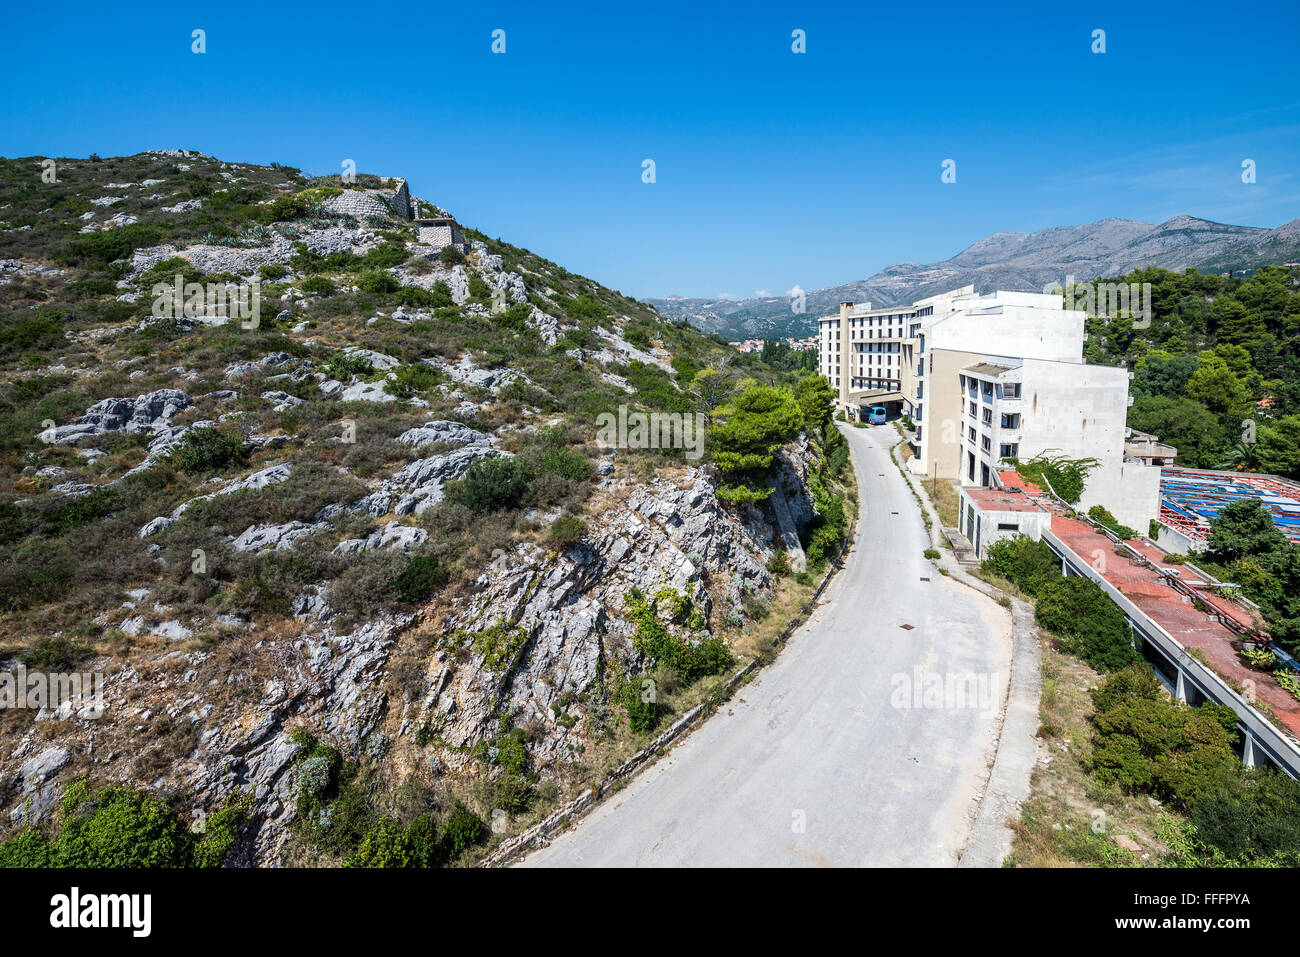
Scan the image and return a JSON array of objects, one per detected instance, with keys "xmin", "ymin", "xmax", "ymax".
[{"xmin": 522, "ymin": 424, "xmax": 1012, "ymax": 867}]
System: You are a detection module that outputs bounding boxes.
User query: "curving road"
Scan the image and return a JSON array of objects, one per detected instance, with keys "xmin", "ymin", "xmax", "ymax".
[{"xmin": 522, "ymin": 424, "xmax": 1012, "ymax": 867}]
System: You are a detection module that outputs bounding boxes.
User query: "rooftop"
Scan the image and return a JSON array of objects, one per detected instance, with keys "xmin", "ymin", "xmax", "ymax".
[
  {"xmin": 1159, "ymin": 467, "xmax": 1300, "ymax": 545},
  {"xmin": 1047, "ymin": 512, "xmax": 1300, "ymax": 740},
  {"xmin": 961, "ymin": 362, "xmax": 1014, "ymax": 378},
  {"xmin": 965, "ymin": 487, "xmax": 1046, "ymax": 513},
  {"xmin": 998, "ymin": 469, "xmax": 1042, "ymax": 495}
]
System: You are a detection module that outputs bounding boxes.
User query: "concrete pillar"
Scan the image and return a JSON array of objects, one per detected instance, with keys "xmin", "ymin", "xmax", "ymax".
[
  {"xmin": 1174, "ymin": 668, "xmax": 1187, "ymax": 703},
  {"xmin": 1243, "ymin": 732, "xmax": 1257, "ymax": 768},
  {"xmin": 838, "ymin": 302, "xmax": 852, "ymax": 409}
]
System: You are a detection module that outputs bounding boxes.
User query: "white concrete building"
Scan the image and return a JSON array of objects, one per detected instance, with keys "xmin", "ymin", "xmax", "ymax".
[
  {"xmin": 957, "ymin": 485, "xmax": 1050, "ymax": 560},
  {"xmin": 816, "ymin": 285, "xmax": 1162, "ymax": 530}
]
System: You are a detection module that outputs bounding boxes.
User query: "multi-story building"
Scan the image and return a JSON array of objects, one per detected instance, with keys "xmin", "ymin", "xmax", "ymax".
[
  {"xmin": 816, "ymin": 301, "xmax": 917, "ymax": 399},
  {"xmin": 816, "ymin": 285, "xmax": 1162, "ymax": 530}
]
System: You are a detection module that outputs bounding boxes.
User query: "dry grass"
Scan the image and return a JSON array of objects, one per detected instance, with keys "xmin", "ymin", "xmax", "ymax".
[{"xmin": 927, "ymin": 478, "xmax": 961, "ymax": 527}]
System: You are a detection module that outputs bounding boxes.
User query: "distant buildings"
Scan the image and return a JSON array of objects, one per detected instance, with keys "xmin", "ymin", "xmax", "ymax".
[
  {"xmin": 817, "ymin": 285, "xmax": 1163, "ymax": 530},
  {"xmin": 732, "ymin": 336, "xmax": 817, "ymax": 354}
]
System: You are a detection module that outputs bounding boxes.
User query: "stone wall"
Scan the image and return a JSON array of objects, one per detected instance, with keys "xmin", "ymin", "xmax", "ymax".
[
  {"xmin": 384, "ymin": 178, "xmax": 411, "ymax": 219},
  {"xmin": 416, "ymin": 220, "xmax": 466, "ymax": 248},
  {"xmin": 326, "ymin": 191, "xmax": 396, "ymax": 219},
  {"xmin": 324, "ymin": 178, "xmax": 411, "ymax": 221}
]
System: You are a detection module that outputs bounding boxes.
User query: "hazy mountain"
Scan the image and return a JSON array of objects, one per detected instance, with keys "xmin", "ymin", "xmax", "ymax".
[{"xmin": 649, "ymin": 215, "xmax": 1300, "ymax": 340}]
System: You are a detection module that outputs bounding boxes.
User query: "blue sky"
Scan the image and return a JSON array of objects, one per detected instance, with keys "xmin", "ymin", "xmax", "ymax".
[{"xmin": 2, "ymin": 0, "xmax": 1298, "ymax": 299}]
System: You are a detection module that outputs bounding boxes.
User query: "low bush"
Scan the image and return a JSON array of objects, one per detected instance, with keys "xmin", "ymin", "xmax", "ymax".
[
  {"xmin": 392, "ymin": 555, "xmax": 450, "ymax": 603},
  {"xmin": 447, "ymin": 456, "xmax": 527, "ymax": 512},
  {"xmin": 548, "ymin": 515, "xmax": 586, "ymax": 546},
  {"xmin": 168, "ymin": 426, "xmax": 251, "ymax": 475},
  {"xmin": 0, "ymin": 780, "xmax": 245, "ymax": 868}
]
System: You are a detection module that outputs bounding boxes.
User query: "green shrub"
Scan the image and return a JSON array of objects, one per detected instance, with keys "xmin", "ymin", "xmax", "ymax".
[
  {"xmin": 438, "ymin": 245, "xmax": 466, "ymax": 265},
  {"xmin": 324, "ymin": 351, "xmax": 375, "ymax": 381},
  {"xmin": 923, "ymin": 548, "xmax": 940, "ymax": 560},
  {"xmin": 392, "ymin": 555, "xmax": 450, "ymax": 602},
  {"xmin": 1089, "ymin": 666, "xmax": 1238, "ymax": 809},
  {"xmin": 1088, "ymin": 505, "xmax": 1138, "ymax": 540},
  {"xmin": 259, "ymin": 263, "xmax": 289, "ymax": 281},
  {"xmin": 345, "ymin": 815, "xmax": 440, "ymax": 868},
  {"xmin": 0, "ymin": 315, "xmax": 64, "ymax": 354},
  {"xmin": 624, "ymin": 587, "xmax": 730, "ymax": 683},
  {"xmin": 564, "ymin": 294, "xmax": 605, "ymax": 321},
  {"xmin": 538, "ymin": 446, "xmax": 594, "ymax": 483},
  {"xmin": 393, "ymin": 285, "xmax": 436, "ymax": 308},
  {"xmin": 1188, "ymin": 771, "xmax": 1300, "ymax": 863},
  {"xmin": 981, "ymin": 536, "xmax": 1060, "ymax": 596},
  {"xmin": 299, "ymin": 275, "xmax": 336, "ymax": 296},
  {"xmin": 19, "ymin": 635, "xmax": 91, "ymax": 670},
  {"xmin": 0, "ymin": 780, "xmax": 246, "ymax": 868},
  {"xmin": 447, "ymin": 456, "xmax": 527, "ymax": 512},
  {"xmin": 622, "ymin": 676, "xmax": 661, "ymax": 733},
  {"xmin": 1007, "ymin": 452, "xmax": 1099, "ymax": 505},
  {"xmin": 262, "ymin": 194, "xmax": 308, "ymax": 223},
  {"xmin": 56, "ymin": 223, "xmax": 163, "ymax": 266},
  {"xmin": 766, "ymin": 550, "xmax": 791, "ymax": 576},
  {"xmin": 168, "ymin": 427, "xmax": 251, "ymax": 475},
  {"xmin": 357, "ymin": 270, "xmax": 400, "ymax": 295},
  {"xmin": 389, "ymin": 363, "xmax": 441, "ymax": 399},
  {"xmin": 1035, "ymin": 575, "xmax": 1139, "ymax": 672},
  {"xmin": 359, "ymin": 242, "xmax": 408, "ymax": 269},
  {"xmin": 441, "ymin": 803, "xmax": 487, "ymax": 857},
  {"xmin": 548, "ymin": 516, "xmax": 586, "ymax": 545}
]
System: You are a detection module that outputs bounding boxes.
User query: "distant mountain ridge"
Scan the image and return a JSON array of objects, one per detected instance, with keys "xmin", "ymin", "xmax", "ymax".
[{"xmin": 648, "ymin": 215, "xmax": 1300, "ymax": 341}]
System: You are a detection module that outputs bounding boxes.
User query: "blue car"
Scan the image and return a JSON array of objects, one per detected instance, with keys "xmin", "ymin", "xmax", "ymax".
[{"xmin": 866, "ymin": 406, "xmax": 886, "ymax": 424}]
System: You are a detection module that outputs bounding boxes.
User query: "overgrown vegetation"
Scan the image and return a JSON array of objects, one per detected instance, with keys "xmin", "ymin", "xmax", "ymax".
[
  {"xmin": 982, "ymin": 536, "xmax": 1138, "ymax": 672},
  {"xmin": 0, "ymin": 779, "xmax": 246, "ymax": 867}
]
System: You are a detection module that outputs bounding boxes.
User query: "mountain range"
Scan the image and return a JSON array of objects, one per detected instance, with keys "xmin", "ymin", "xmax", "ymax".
[{"xmin": 647, "ymin": 215, "xmax": 1300, "ymax": 341}]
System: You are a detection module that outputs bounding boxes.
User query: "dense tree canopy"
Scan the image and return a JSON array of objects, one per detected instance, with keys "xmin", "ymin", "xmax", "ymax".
[{"xmin": 1071, "ymin": 265, "xmax": 1300, "ymax": 479}]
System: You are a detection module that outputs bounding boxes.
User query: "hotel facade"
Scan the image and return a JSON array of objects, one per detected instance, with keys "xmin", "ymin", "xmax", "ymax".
[{"xmin": 817, "ymin": 286, "xmax": 1161, "ymax": 530}]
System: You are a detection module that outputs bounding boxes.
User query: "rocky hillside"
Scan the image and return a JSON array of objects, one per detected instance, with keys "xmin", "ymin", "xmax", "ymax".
[
  {"xmin": 0, "ymin": 151, "xmax": 849, "ymax": 866},
  {"xmin": 650, "ymin": 215, "xmax": 1300, "ymax": 340}
]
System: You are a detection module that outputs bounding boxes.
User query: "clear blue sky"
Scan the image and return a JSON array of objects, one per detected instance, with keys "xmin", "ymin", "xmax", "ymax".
[{"xmin": 2, "ymin": 0, "xmax": 1298, "ymax": 299}]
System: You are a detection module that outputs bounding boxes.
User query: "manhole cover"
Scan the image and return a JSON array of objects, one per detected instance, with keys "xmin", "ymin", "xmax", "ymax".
[
  {"xmin": 891, "ymin": 511, "xmax": 899, "ymax": 515},
  {"xmin": 919, "ymin": 577, "xmax": 930, "ymax": 582},
  {"xmin": 900, "ymin": 623, "xmax": 915, "ymax": 630}
]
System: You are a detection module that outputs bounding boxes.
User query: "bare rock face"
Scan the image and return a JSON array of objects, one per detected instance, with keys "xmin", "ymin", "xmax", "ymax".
[
  {"xmin": 394, "ymin": 420, "xmax": 489, "ymax": 450},
  {"xmin": 181, "ymin": 610, "xmax": 414, "ymax": 866},
  {"xmin": 43, "ymin": 388, "xmax": 192, "ymax": 445},
  {"xmin": 386, "ymin": 445, "xmax": 511, "ymax": 515},
  {"xmin": 412, "ymin": 466, "xmax": 775, "ymax": 766}
]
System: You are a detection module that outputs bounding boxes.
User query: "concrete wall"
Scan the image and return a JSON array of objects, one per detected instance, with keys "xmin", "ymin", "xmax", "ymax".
[
  {"xmin": 1017, "ymin": 358, "xmax": 1159, "ymax": 530},
  {"xmin": 1155, "ymin": 521, "xmax": 1201, "ymax": 555},
  {"xmin": 913, "ymin": 347, "xmax": 982, "ymax": 478},
  {"xmin": 957, "ymin": 491, "xmax": 1048, "ymax": 559},
  {"xmin": 928, "ymin": 300, "xmax": 1085, "ymax": 363}
]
